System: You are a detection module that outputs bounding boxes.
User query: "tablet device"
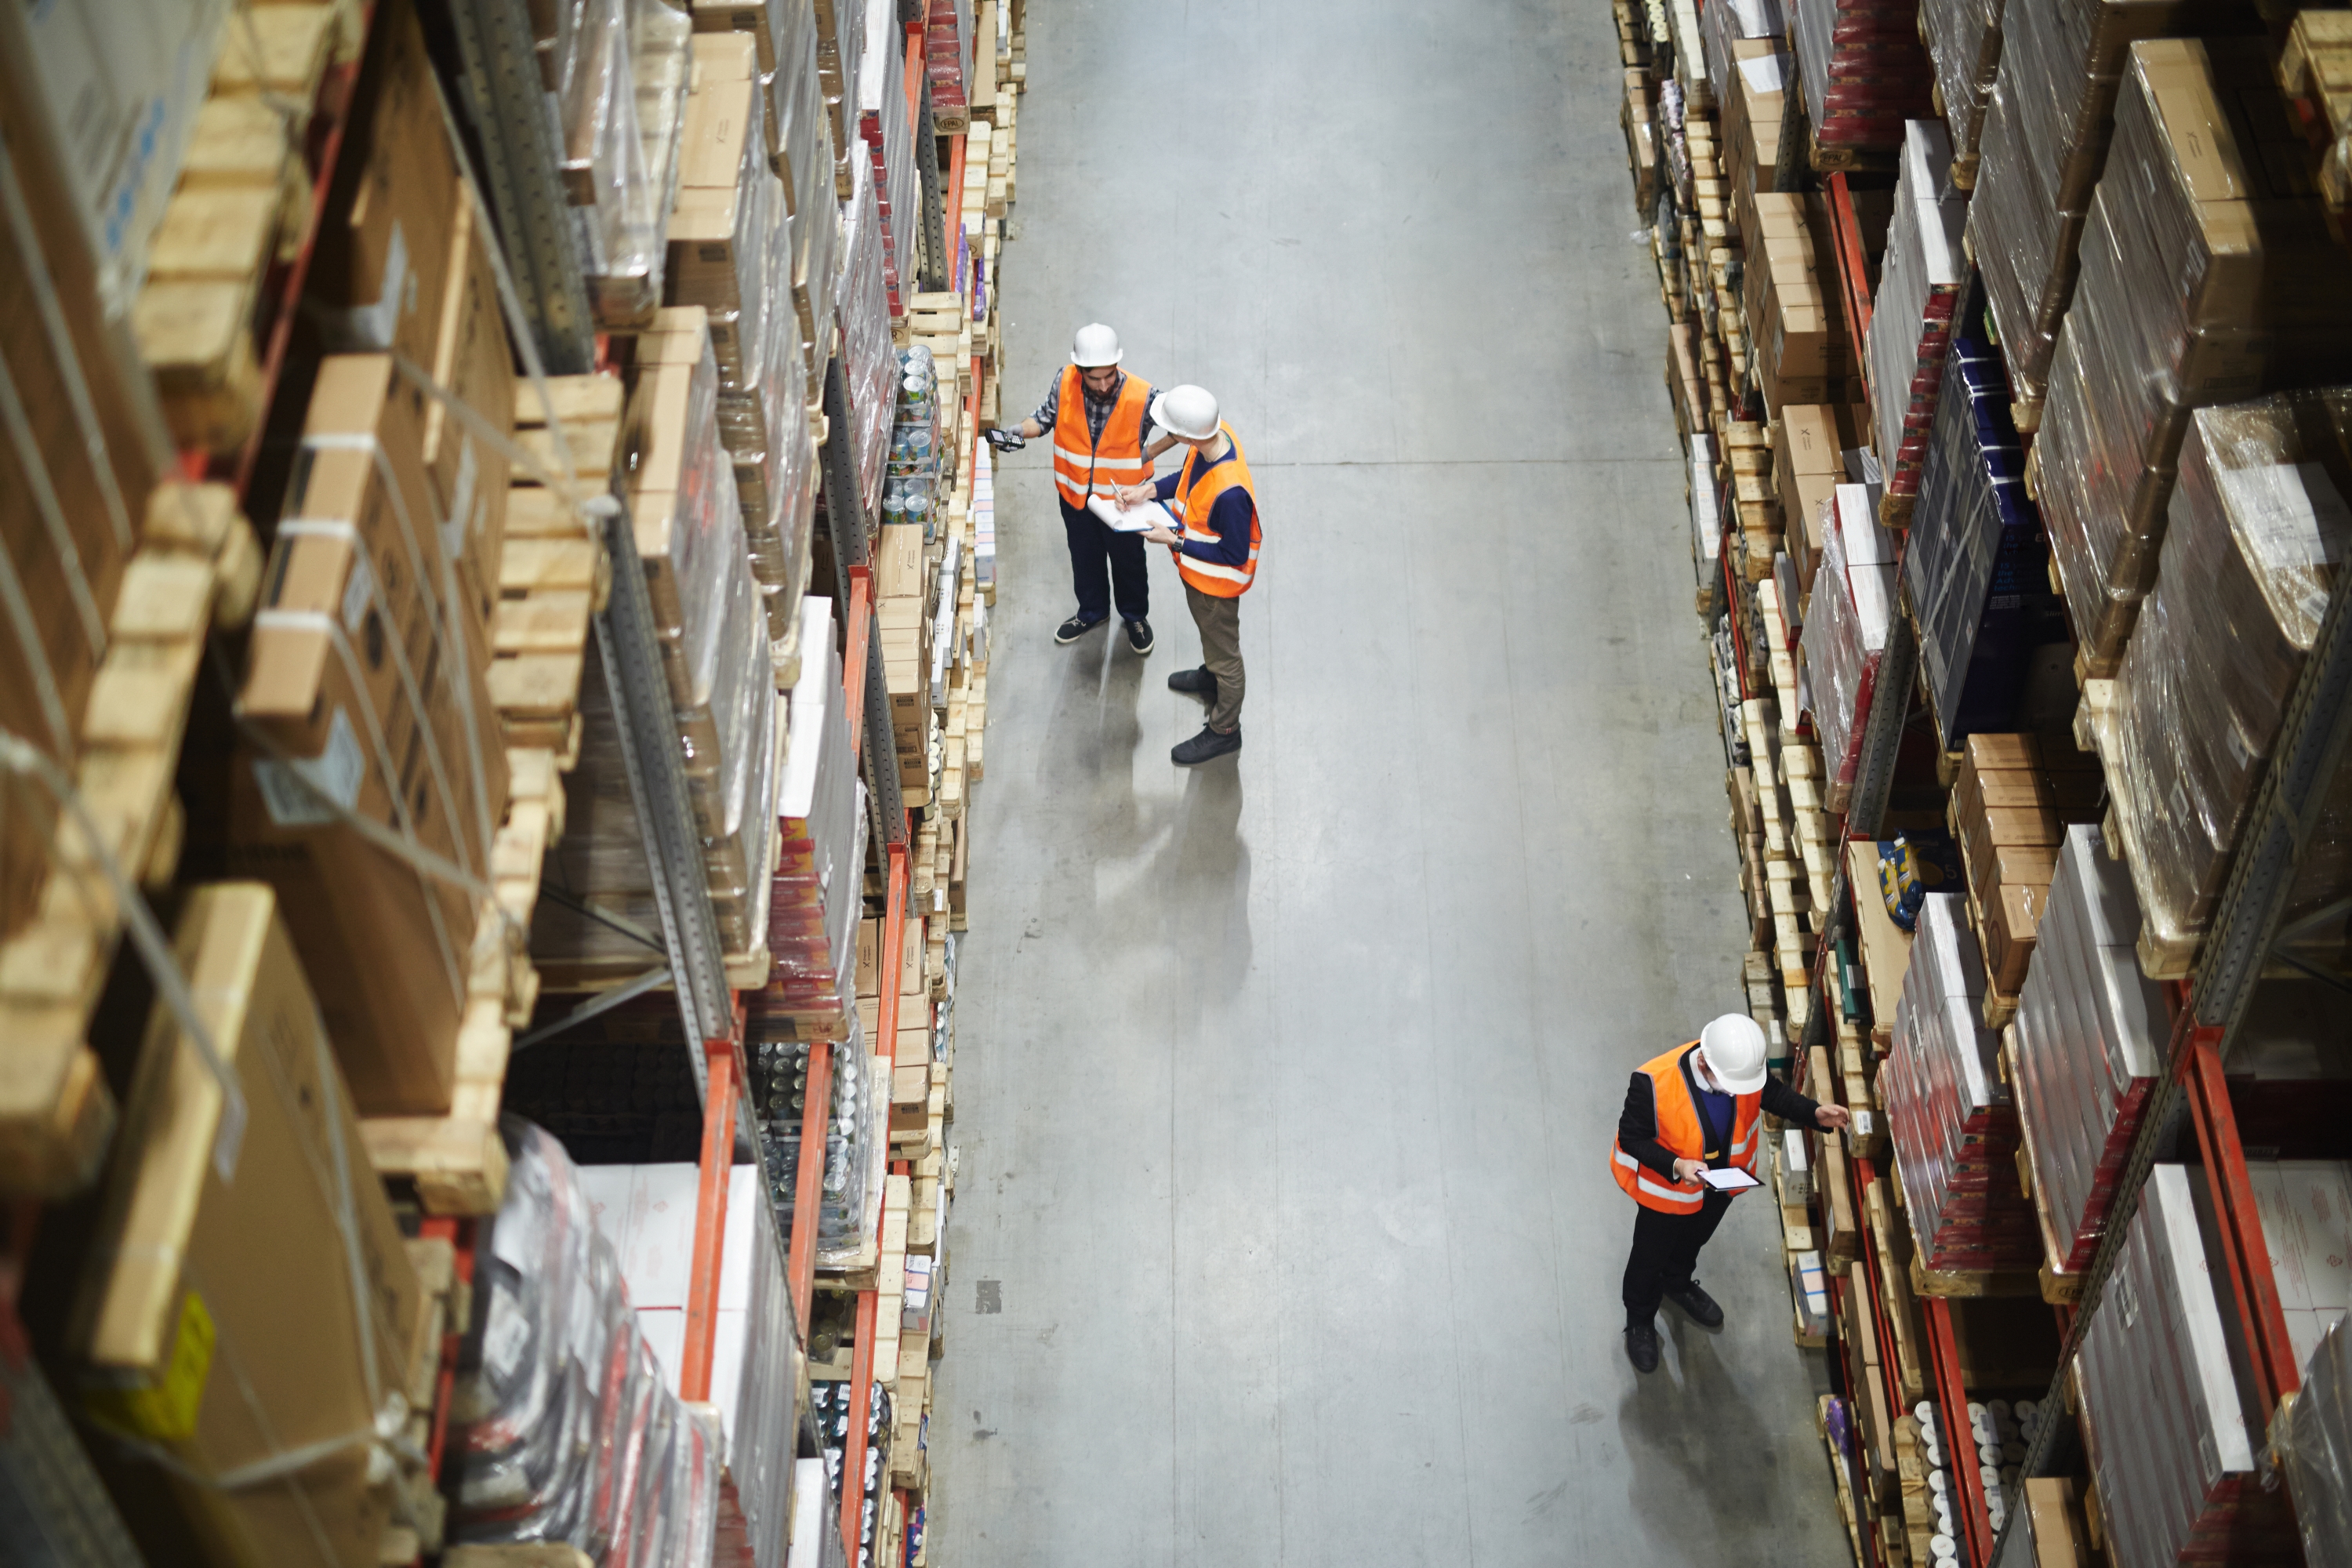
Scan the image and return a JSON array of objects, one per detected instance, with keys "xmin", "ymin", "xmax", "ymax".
[{"xmin": 1700, "ymin": 1166, "xmax": 1763, "ymax": 1192}]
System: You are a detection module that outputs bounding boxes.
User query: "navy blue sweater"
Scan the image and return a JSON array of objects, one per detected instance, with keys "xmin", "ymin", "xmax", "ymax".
[{"xmin": 1154, "ymin": 444, "xmax": 1255, "ymax": 569}]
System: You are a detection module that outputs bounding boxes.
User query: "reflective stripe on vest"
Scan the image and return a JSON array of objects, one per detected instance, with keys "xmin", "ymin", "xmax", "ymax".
[
  {"xmin": 1051, "ymin": 368, "xmax": 1153, "ymax": 505},
  {"xmin": 1170, "ymin": 423, "xmax": 1261, "ymax": 598},
  {"xmin": 1609, "ymin": 1041, "xmax": 1764, "ymax": 1214}
]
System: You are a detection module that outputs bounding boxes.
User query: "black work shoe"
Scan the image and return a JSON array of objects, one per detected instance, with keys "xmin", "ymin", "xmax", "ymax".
[
  {"xmin": 1171, "ymin": 726, "xmax": 1242, "ymax": 766},
  {"xmin": 1625, "ymin": 1323, "xmax": 1661, "ymax": 1374},
  {"xmin": 1167, "ymin": 666, "xmax": 1217, "ymax": 699},
  {"xmin": 1055, "ymin": 614, "xmax": 1105, "ymax": 645},
  {"xmin": 1665, "ymin": 1282, "xmax": 1725, "ymax": 1328},
  {"xmin": 1124, "ymin": 619, "xmax": 1154, "ymax": 655}
]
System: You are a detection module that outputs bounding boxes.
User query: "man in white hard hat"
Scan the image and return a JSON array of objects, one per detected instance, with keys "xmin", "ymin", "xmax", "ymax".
[
  {"xmin": 1611, "ymin": 1014, "xmax": 1851, "ymax": 1374},
  {"xmin": 1113, "ymin": 384, "xmax": 1259, "ymax": 766},
  {"xmin": 988, "ymin": 324, "xmax": 1175, "ymax": 652}
]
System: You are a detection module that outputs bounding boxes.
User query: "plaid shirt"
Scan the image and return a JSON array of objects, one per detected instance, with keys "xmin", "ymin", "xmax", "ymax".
[{"xmin": 1031, "ymin": 368, "xmax": 1163, "ymax": 449}]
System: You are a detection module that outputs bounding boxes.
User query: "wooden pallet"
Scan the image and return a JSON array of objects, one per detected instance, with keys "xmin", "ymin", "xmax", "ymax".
[{"xmin": 0, "ymin": 483, "xmax": 260, "ymax": 1195}]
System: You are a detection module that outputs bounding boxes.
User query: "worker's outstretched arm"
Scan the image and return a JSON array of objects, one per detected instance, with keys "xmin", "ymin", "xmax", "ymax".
[{"xmin": 1761, "ymin": 1075, "xmax": 1832, "ymax": 1130}]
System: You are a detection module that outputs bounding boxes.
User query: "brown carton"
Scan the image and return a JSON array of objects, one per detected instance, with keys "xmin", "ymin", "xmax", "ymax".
[{"xmin": 423, "ymin": 191, "xmax": 514, "ymax": 632}]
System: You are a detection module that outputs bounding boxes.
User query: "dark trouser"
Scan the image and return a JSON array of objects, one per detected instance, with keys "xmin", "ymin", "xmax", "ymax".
[
  {"xmin": 1059, "ymin": 496, "xmax": 1149, "ymax": 623},
  {"xmin": 1622, "ymin": 1191, "xmax": 1731, "ymax": 1328},
  {"xmin": 1184, "ymin": 583, "xmax": 1245, "ymax": 732}
]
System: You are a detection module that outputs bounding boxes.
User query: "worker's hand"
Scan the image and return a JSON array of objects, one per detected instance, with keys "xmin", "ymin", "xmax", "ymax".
[
  {"xmin": 1142, "ymin": 525, "xmax": 1181, "ymax": 546},
  {"xmin": 1814, "ymin": 1104, "xmax": 1853, "ymax": 1133},
  {"xmin": 1672, "ymin": 1157, "xmax": 1708, "ymax": 1186},
  {"xmin": 1113, "ymin": 483, "xmax": 1156, "ymax": 509}
]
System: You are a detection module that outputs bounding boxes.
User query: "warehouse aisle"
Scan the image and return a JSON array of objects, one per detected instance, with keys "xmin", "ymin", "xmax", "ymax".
[{"xmin": 933, "ymin": 3, "xmax": 1845, "ymax": 1563}]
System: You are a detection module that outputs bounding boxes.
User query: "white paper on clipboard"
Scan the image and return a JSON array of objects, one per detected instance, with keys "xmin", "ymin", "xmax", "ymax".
[{"xmin": 1087, "ymin": 494, "xmax": 1175, "ymax": 534}]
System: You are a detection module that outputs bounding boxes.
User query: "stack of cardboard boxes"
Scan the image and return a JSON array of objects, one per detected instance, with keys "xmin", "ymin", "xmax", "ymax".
[
  {"xmin": 1947, "ymin": 732, "xmax": 2102, "ymax": 1000},
  {"xmin": 1745, "ymin": 194, "xmax": 1854, "ymax": 416}
]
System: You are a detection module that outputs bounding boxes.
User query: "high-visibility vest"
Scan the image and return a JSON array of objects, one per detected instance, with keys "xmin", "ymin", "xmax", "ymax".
[
  {"xmin": 1168, "ymin": 424, "xmax": 1261, "ymax": 598},
  {"xmin": 1610, "ymin": 1042, "xmax": 1762, "ymax": 1213},
  {"xmin": 1051, "ymin": 368, "xmax": 1154, "ymax": 506}
]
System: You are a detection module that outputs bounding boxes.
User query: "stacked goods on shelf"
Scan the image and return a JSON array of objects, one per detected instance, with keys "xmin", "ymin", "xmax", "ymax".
[
  {"xmin": 227, "ymin": 347, "xmax": 512, "ymax": 1116},
  {"xmin": 668, "ymin": 34, "xmax": 822, "ymax": 648},
  {"xmin": 760, "ymin": 597, "xmax": 867, "ymax": 1029},
  {"xmin": 554, "ymin": 0, "xmax": 694, "ymax": 326},
  {"xmin": 579, "ymin": 1160, "xmax": 804, "ymax": 1560},
  {"xmin": 1776, "ymin": 401, "xmax": 1868, "ymax": 588},
  {"xmin": 972, "ymin": 440, "xmax": 998, "ymax": 599},
  {"xmin": 812, "ymin": 1378, "xmax": 892, "ymax": 1568},
  {"xmin": 2280, "ymin": 12, "xmax": 2352, "ymax": 242},
  {"xmin": 1902, "ymin": 298, "xmax": 2069, "ymax": 745},
  {"xmin": 2036, "ymin": 38, "xmax": 2352, "ymax": 673},
  {"xmin": 2096, "ymin": 391, "xmax": 2352, "ymax": 969},
  {"xmin": 1947, "ymin": 733, "xmax": 2102, "ymax": 1000},
  {"xmin": 2249, "ymin": 1160, "xmax": 2352, "ymax": 1380},
  {"xmin": 1626, "ymin": 51, "xmax": 1663, "ymax": 220},
  {"xmin": 534, "ymin": 310, "xmax": 780, "ymax": 980},
  {"xmin": 1800, "ymin": 484, "xmax": 1897, "ymax": 810},
  {"xmin": 855, "ymin": 0, "xmax": 920, "ymax": 315},
  {"xmin": 1747, "ymin": 193, "xmax": 1855, "ymax": 415},
  {"xmin": 2283, "ymin": 1312, "xmax": 2352, "ymax": 1566},
  {"xmin": 1715, "ymin": 12, "xmax": 1790, "ymax": 247},
  {"xmin": 64, "ymin": 885, "xmax": 426, "ymax": 1565},
  {"xmin": 1864, "ymin": 122, "xmax": 1968, "ymax": 521},
  {"xmin": 448, "ymin": 1120, "xmax": 722, "ymax": 1559},
  {"xmin": 2075, "ymin": 1164, "xmax": 2295, "ymax": 1566},
  {"xmin": 2009, "ymin": 825, "xmax": 2167, "ymax": 1272},
  {"xmin": 1789, "ymin": 0, "xmax": 1935, "ymax": 160},
  {"xmin": 1962, "ymin": 0, "xmax": 2253, "ymax": 421},
  {"xmin": 1883, "ymin": 895, "xmax": 2040, "ymax": 1272},
  {"xmin": 840, "ymin": 153, "xmax": 900, "ymax": 512},
  {"xmin": 1918, "ymin": 0, "xmax": 2005, "ymax": 184},
  {"xmin": 926, "ymin": 0, "xmax": 975, "ymax": 130}
]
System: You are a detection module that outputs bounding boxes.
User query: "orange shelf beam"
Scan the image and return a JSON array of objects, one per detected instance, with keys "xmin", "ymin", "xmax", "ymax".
[
  {"xmin": 681, "ymin": 1035, "xmax": 742, "ymax": 1403},
  {"xmin": 840, "ymin": 1282, "xmax": 881, "ymax": 1563},
  {"xmin": 845, "ymin": 570, "xmax": 874, "ymax": 760}
]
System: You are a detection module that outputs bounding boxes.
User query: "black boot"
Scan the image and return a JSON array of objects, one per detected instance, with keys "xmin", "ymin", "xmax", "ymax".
[
  {"xmin": 1167, "ymin": 666, "xmax": 1216, "ymax": 699},
  {"xmin": 1171, "ymin": 725, "xmax": 1241, "ymax": 766},
  {"xmin": 1664, "ymin": 1281, "xmax": 1724, "ymax": 1328},
  {"xmin": 1625, "ymin": 1323, "xmax": 1661, "ymax": 1374}
]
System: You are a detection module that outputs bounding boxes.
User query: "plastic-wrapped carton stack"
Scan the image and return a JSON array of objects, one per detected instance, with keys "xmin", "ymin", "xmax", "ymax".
[
  {"xmin": 2009, "ymin": 826, "xmax": 2168, "ymax": 1271},
  {"xmin": 1800, "ymin": 485, "xmax": 1896, "ymax": 808},
  {"xmin": 1788, "ymin": 0, "xmax": 1935, "ymax": 154},
  {"xmin": 1962, "ymin": 0, "xmax": 2252, "ymax": 414},
  {"xmin": 971, "ymin": 441, "xmax": 998, "ymax": 600},
  {"xmin": 815, "ymin": 0, "xmax": 869, "ymax": 189},
  {"xmin": 856, "ymin": 0, "xmax": 920, "ymax": 316},
  {"xmin": 2076, "ymin": 1163, "xmax": 2295, "ymax": 1567},
  {"xmin": 1883, "ymin": 895, "xmax": 2040, "ymax": 1271},
  {"xmin": 709, "ymin": 0, "xmax": 843, "ymax": 380},
  {"xmin": 2107, "ymin": 391, "xmax": 2352, "ymax": 961},
  {"xmin": 927, "ymin": 0, "xmax": 974, "ymax": 125},
  {"xmin": 557, "ymin": 0, "xmax": 693, "ymax": 326},
  {"xmin": 1904, "ymin": 301, "xmax": 2066, "ymax": 745},
  {"xmin": 2283, "ymin": 1313, "xmax": 2352, "ymax": 1568},
  {"xmin": 2037, "ymin": 40, "xmax": 2352, "ymax": 671},
  {"xmin": 758, "ymin": 597, "xmax": 867, "ymax": 1027},
  {"xmin": 1866, "ymin": 122, "xmax": 1969, "ymax": 517},
  {"xmin": 839, "ymin": 154, "xmax": 898, "ymax": 516},
  {"xmin": 1917, "ymin": 0, "xmax": 2005, "ymax": 179},
  {"xmin": 449, "ymin": 1120, "xmax": 722, "ymax": 1560},
  {"xmin": 1949, "ymin": 735, "xmax": 2103, "ymax": 993}
]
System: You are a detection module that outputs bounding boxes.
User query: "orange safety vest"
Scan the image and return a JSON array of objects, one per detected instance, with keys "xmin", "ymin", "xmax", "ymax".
[
  {"xmin": 1610, "ymin": 1042, "xmax": 1762, "ymax": 1213},
  {"xmin": 1051, "ymin": 368, "xmax": 1154, "ymax": 506},
  {"xmin": 1168, "ymin": 424, "xmax": 1261, "ymax": 598}
]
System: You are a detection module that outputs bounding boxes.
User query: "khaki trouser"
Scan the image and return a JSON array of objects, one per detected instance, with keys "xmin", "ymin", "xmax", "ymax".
[{"xmin": 1185, "ymin": 583, "xmax": 1245, "ymax": 733}]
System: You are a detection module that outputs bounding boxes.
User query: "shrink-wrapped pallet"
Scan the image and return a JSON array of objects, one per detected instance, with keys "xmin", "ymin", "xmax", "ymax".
[
  {"xmin": 2078, "ymin": 1163, "xmax": 2296, "ymax": 1567},
  {"xmin": 1918, "ymin": 0, "xmax": 2005, "ymax": 176},
  {"xmin": 2107, "ymin": 392, "xmax": 2352, "ymax": 960},
  {"xmin": 760, "ymin": 597, "xmax": 868, "ymax": 1023},
  {"xmin": 1788, "ymin": 0, "xmax": 1935, "ymax": 152},
  {"xmin": 1884, "ymin": 895, "xmax": 2040, "ymax": 1269},
  {"xmin": 2009, "ymin": 826, "xmax": 2167, "ymax": 1271},
  {"xmin": 856, "ymin": 0, "xmax": 920, "ymax": 314},
  {"xmin": 557, "ymin": 0, "xmax": 694, "ymax": 326},
  {"xmin": 2036, "ymin": 41, "xmax": 2352, "ymax": 668},
  {"xmin": 1800, "ymin": 486, "xmax": 1896, "ymax": 805},
  {"xmin": 838, "ymin": 154, "xmax": 898, "ymax": 517},
  {"xmin": 1962, "ymin": 0, "xmax": 2255, "ymax": 408},
  {"xmin": 927, "ymin": 0, "xmax": 974, "ymax": 120},
  {"xmin": 1904, "ymin": 299, "xmax": 2063, "ymax": 744},
  {"xmin": 2283, "ymin": 1312, "xmax": 2352, "ymax": 1568},
  {"xmin": 1865, "ymin": 122, "xmax": 1969, "ymax": 505}
]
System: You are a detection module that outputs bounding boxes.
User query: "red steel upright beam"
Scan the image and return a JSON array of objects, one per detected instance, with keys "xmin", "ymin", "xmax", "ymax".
[
  {"xmin": 2183, "ymin": 1026, "xmax": 2300, "ymax": 1410},
  {"xmin": 788, "ymin": 1040, "xmax": 833, "ymax": 1329},
  {"xmin": 681, "ymin": 1036, "xmax": 742, "ymax": 1403}
]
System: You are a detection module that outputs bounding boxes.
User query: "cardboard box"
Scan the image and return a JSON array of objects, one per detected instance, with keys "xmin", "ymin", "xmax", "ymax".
[
  {"xmin": 423, "ymin": 189, "xmax": 514, "ymax": 631},
  {"xmin": 70, "ymin": 883, "xmax": 419, "ymax": 1566},
  {"xmin": 1981, "ymin": 879, "xmax": 2047, "ymax": 993}
]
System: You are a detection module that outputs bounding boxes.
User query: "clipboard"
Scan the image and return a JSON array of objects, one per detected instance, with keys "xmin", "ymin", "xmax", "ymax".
[
  {"xmin": 1087, "ymin": 494, "xmax": 1175, "ymax": 534},
  {"xmin": 1698, "ymin": 1166, "xmax": 1762, "ymax": 1192}
]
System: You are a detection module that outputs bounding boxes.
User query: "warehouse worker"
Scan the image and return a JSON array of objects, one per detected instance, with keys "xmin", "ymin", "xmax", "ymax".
[
  {"xmin": 1614, "ymin": 1014, "xmax": 1850, "ymax": 1374},
  {"xmin": 987, "ymin": 324, "xmax": 1175, "ymax": 653},
  {"xmin": 1113, "ymin": 385, "xmax": 1258, "ymax": 767}
]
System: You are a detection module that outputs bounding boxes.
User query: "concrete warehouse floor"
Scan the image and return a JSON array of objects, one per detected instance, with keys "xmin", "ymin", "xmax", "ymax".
[{"xmin": 932, "ymin": 2, "xmax": 1846, "ymax": 1563}]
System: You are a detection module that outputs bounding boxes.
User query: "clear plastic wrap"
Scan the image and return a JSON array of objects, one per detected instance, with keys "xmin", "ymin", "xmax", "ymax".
[
  {"xmin": 2009, "ymin": 825, "xmax": 2167, "ymax": 1271},
  {"xmin": 838, "ymin": 155, "xmax": 898, "ymax": 519},
  {"xmin": 856, "ymin": 0, "xmax": 920, "ymax": 314},
  {"xmin": 557, "ymin": 0, "xmax": 693, "ymax": 326},
  {"xmin": 1882, "ymin": 895, "xmax": 2042, "ymax": 1269},
  {"xmin": 1789, "ymin": 0, "xmax": 1935, "ymax": 151},
  {"xmin": 1918, "ymin": 0, "xmax": 2005, "ymax": 166},
  {"xmin": 2077, "ymin": 1164, "xmax": 2289, "ymax": 1568},
  {"xmin": 1799, "ymin": 486, "xmax": 1896, "ymax": 798},
  {"xmin": 2106, "ymin": 391, "xmax": 2352, "ymax": 958},
  {"xmin": 760, "ymin": 598, "xmax": 867, "ymax": 1019},
  {"xmin": 925, "ymin": 0, "xmax": 974, "ymax": 118},
  {"xmin": 884, "ymin": 346, "xmax": 943, "ymax": 537},
  {"xmin": 1865, "ymin": 122, "xmax": 1969, "ymax": 499},
  {"xmin": 2034, "ymin": 41, "xmax": 2352, "ymax": 669},
  {"xmin": 451, "ymin": 1119, "xmax": 723, "ymax": 1560},
  {"xmin": 2284, "ymin": 1312, "xmax": 2352, "ymax": 1568},
  {"xmin": 1904, "ymin": 292, "xmax": 2064, "ymax": 742}
]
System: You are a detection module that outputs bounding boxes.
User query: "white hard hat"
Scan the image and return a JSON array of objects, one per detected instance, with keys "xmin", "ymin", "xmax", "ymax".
[
  {"xmin": 1698, "ymin": 1014, "xmax": 1769, "ymax": 1094},
  {"xmin": 1150, "ymin": 384, "xmax": 1220, "ymax": 442},
  {"xmin": 1071, "ymin": 323, "xmax": 1122, "ymax": 367}
]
